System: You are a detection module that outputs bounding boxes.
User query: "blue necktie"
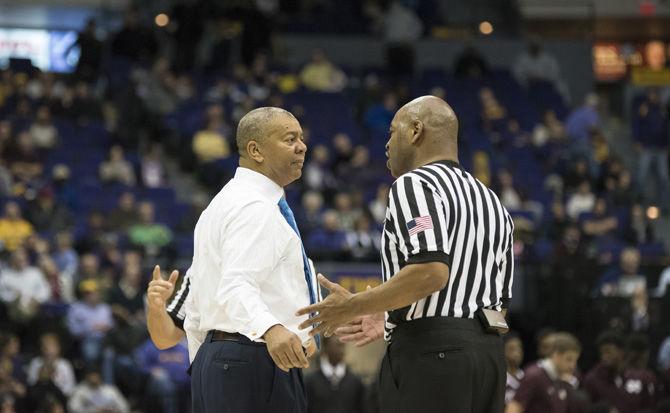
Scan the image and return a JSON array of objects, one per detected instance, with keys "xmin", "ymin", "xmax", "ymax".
[{"xmin": 278, "ymin": 197, "xmax": 320, "ymax": 348}]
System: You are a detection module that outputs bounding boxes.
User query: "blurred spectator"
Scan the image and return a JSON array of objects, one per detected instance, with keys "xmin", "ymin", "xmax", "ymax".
[
  {"xmin": 102, "ymin": 305, "xmax": 147, "ymax": 395},
  {"xmin": 611, "ymin": 169, "xmax": 637, "ymax": 209},
  {"xmin": 546, "ymin": 201, "xmax": 569, "ymax": 241},
  {"xmin": 192, "ymin": 108, "xmax": 231, "ymax": 164},
  {"xmin": 532, "ymin": 110, "xmax": 566, "ymax": 147},
  {"xmin": 24, "ymin": 362, "xmax": 67, "ymax": 413},
  {"xmin": 68, "ymin": 366, "xmax": 129, "ymax": 413},
  {"xmin": 504, "ymin": 332, "xmax": 524, "ymax": 404},
  {"xmin": 170, "ymin": 0, "xmax": 205, "ymax": 73},
  {"xmin": 28, "ymin": 106, "xmax": 58, "ymax": 150},
  {"xmin": 345, "ymin": 214, "xmax": 381, "ymax": 261},
  {"xmin": 109, "ymin": 192, "xmax": 140, "ymax": 231},
  {"xmin": 472, "ymin": 151, "xmax": 492, "ymax": 187},
  {"xmin": 7, "ymin": 131, "xmax": 43, "ymax": 186},
  {"xmin": 535, "ymin": 328, "xmax": 558, "ymax": 360},
  {"xmin": 110, "ymin": 8, "xmax": 158, "ymax": 63},
  {"xmin": 140, "ymin": 144, "xmax": 167, "ymax": 188},
  {"xmin": 304, "ymin": 145, "xmax": 338, "ymax": 197},
  {"xmin": 564, "ymin": 159, "xmax": 592, "ymax": 193},
  {"xmin": 0, "ymin": 357, "xmax": 26, "ymax": 412},
  {"xmin": 507, "ymin": 332, "xmax": 582, "ymax": 413},
  {"xmin": 454, "ymin": 45, "xmax": 490, "ymax": 78},
  {"xmin": 364, "ymin": 92, "xmax": 398, "ymax": 137},
  {"xmin": 39, "ymin": 255, "xmax": 74, "ymax": 304},
  {"xmin": 624, "ymin": 204, "xmax": 655, "ymax": 245},
  {"xmin": 300, "ymin": 49, "xmax": 347, "ymax": 92},
  {"xmin": 332, "ymin": 133, "xmax": 354, "ymax": 176},
  {"xmin": 596, "ymin": 248, "xmax": 646, "ymax": 297},
  {"xmin": 334, "ymin": 192, "xmax": 363, "ymax": 231},
  {"xmin": 659, "ymin": 335, "xmax": 670, "ymax": 372},
  {"xmin": 69, "ymin": 81, "xmax": 103, "ymax": 123},
  {"xmin": 75, "ymin": 211, "xmax": 110, "ymax": 254},
  {"xmin": 633, "ymin": 89, "xmax": 669, "ymax": 210},
  {"xmin": 566, "ymin": 181, "xmax": 595, "ymax": 220},
  {"xmin": 107, "ymin": 258, "xmax": 144, "ymax": 319},
  {"xmin": 51, "ymin": 164, "xmax": 79, "ymax": 212},
  {"xmin": 0, "ymin": 202, "xmax": 34, "ymax": 252},
  {"xmin": 26, "ymin": 334, "xmax": 76, "ymax": 397},
  {"xmin": 480, "ymin": 87, "xmax": 508, "ymax": 133},
  {"xmin": 496, "ymin": 170, "xmax": 522, "ymax": 210},
  {"xmin": 0, "ymin": 334, "xmax": 25, "ymax": 387},
  {"xmin": 369, "ymin": 183, "xmax": 389, "ymax": 224},
  {"xmin": 565, "ymin": 93, "xmax": 600, "ymax": 159},
  {"xmin": 654, "ymin": 264, "xmax": 670, "ymax": 297},
  {"xmin": 581, "ymin": 198, "xmax": 619, "ymax": 240},
  {"xmin": 0, "ymin": 248, "xmax": 50, "ymax": 324},
  {"xmin": 26, "ymin": 186, "xmax": 74, "ymax": 233},
  {"xmin": 66, "ymin": 279, "xmax": 114, "ymax": 365},
  {"xmin": 342, "ymin": 146, "xmax": 381, "ymax": 189},
  {"xmin": 69, "ymin": 18, "xmax": 103, "ymax": 82},
  {"xmin": 134, "ymin": 58, "xmax": 181, "ymax": 116},
  {"xmin": 134, "ymin": 338, "xmax": 190, "ymax": 413},
  {"xmin": 297, "ymin": 191, "xmax": 325, "ymax": 239},
  {"xmin": 513, "ymin": 37, "xmax": 569, "ymax": 102},
  {"xmin": 305, "ymin": 337, "xmax": 366, "ymax": 413},
  {"xmin": 177, "ymin": 192, "xmax": 209, "ymax": 233},
  {"xmin": 127, "ymin": 201, "xmax": 173, "ymax": 257},
  {"xmin": 99, "ymin": 145, "xmax": 137, "ymax": 186},
  {"xmin": 373, "ymin": 0, "xmax": 423, "ymax": 76},
  {"xmin": 307, "ymin": 210, "xmax": 347, "ymax": 260},
  {"xmin": 0, "ymin": 160, "xmax": 13, "ymax": 197}
]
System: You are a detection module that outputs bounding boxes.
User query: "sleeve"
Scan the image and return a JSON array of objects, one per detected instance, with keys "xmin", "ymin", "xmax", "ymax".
[
  {"xmin": 388, "ymin": 174, "xmax": 450, "ymax": 266},
  {"xmin": 166, "ymin": 268, "xmax": 191, "ymax": 330},
  {"xmin": 500, "ymin": 214, "xmax": 515, "ymax": 309},
  {"xmin": 512, "ymin": 371, "xmax": 538, "ymax": 409},
  {"xmin": 216, "ymin": 201, "xmax": 283, "ymax": 341},
  {"xmin": 59, "ymin": 360, "xmax": 77, "ymax": 396}
]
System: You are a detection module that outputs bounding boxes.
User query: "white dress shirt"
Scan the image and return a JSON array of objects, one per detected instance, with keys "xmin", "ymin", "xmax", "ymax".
[{"xmin": 184, "ymin": 167, "xmax": 316, "ymax": 362}]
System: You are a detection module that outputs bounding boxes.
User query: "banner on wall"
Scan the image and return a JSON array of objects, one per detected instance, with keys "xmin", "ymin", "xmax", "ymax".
[{"xmin": 0, "ymin": 28, "xmax": 78, "ymax": 72}]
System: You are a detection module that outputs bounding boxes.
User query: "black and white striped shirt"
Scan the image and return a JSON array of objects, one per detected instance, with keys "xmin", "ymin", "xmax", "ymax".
[
  {"xmin": 381, "ymin": 159, "xmax": 514, "ymax": 339},
  {"xmin": 166, "ymin": 269, "xmax": 191, "ymax": 330}
]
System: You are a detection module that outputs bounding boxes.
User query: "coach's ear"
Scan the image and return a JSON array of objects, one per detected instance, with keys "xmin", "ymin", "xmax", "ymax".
[{"xmin": 410, "ymin": 119, "xmax": 424, "ymax": 146}]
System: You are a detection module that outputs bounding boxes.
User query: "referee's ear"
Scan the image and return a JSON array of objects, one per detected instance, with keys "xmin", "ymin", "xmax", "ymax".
[{"xmin": 410, "ymin": 120, "xmax": 424, "ymax": 146}]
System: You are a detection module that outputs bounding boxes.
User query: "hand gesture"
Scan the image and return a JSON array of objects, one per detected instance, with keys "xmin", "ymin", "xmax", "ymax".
[
  {"xmin": 335, "ymin": 312, "xmax": 384, "ymax": 347},
  {"xmin": 296, "ymin": 274, "xmax": 354, "ymax": 338},
  {"xmin": 147, "ymin": 265, "xmax": 178, "ymax": 312},
  {"xmin": 263, "ymin": 325, "xmax": 309, "ymax": 372}
]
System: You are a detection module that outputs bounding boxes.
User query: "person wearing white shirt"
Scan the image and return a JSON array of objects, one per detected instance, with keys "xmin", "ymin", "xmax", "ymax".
[
  {"xmin": 170, "ymin": 107, "xmax": 318, "ymax": 413},
  {"xmin": 0, "ymin": 248, "xmax": 50, "ymax": 322}
]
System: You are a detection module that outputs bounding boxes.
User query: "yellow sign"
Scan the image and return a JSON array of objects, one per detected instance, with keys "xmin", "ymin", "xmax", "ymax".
[{"xmin": 631, "ymin": 67, "xmax": 670, "ymax": 86}]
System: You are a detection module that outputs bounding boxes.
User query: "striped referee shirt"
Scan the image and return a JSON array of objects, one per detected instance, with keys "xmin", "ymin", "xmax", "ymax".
[
  {"xmin": 381, "ymin": 159, "xmax": 514, "ymax": 339},
  {"xmin": 166, "ymin": 269, "xmax": 191, "ymax": 330}
]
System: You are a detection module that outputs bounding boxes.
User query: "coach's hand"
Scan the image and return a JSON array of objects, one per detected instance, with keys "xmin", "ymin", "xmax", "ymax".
[
  {"xmin": 296, "ymin": 274, "xmax": 354, "ymax": 337},
  {"xmin": 147, "ymin": 265, "xmax": 178, "ymax": 311},
  {"xmin": 264, "ymin": 324, "xmax": 309, "ymax": 372}
]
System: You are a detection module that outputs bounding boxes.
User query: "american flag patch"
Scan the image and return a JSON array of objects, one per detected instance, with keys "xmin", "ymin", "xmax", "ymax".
[{"xmin": 406, "ymin": 216, "xmax": 433, "ymax": 236}]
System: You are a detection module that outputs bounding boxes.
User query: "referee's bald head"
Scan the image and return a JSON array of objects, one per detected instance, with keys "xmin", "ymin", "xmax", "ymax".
[
  {"xmin": 236, "ymin": 107, "xmax": 297, "ymax": 157},
  {"xmin": 399, "ymin": 95, "xmax": 459, "ymax": 145}
]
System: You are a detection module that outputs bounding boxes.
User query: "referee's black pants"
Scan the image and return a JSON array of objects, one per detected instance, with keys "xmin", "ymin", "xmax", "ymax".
[
  {"xmin": 190, "ymin": 331, "xmax": 307, "ymax": 413},
  {"xmin": 379, "ymin": 317, "xmax": 505, "ymax": 413}
]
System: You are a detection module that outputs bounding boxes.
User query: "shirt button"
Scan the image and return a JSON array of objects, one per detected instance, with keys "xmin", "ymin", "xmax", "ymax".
[
  {"xmin": 438, "ymin": 352, "xmax": 445, "ymax": 359},
  {"xmin": 223, "ymin": 364, "xmax": 229, "ymax": 370}
]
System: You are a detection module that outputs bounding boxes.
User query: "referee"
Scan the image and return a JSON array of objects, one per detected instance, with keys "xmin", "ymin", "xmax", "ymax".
[{"xmin": 298, "ymin": 95, "xmax": 514, "ymax": 413}]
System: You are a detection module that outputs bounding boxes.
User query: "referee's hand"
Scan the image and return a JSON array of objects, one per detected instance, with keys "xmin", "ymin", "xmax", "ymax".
[
  {"xmin": 147, "ymin": 265, "xmax": 178, "ymax": 311},
  {"xmin": 335, "ymin": 312, "xmax": 384, "ymax": 347},
  {"xmin": 296, "ymin": 274, "xmax": 354, "ymax": 338}
]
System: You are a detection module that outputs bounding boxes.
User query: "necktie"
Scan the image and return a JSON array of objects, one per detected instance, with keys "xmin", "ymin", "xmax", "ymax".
[{"xmin": 278, "ymin": 197, "xmax": 320, "ymax": 348}]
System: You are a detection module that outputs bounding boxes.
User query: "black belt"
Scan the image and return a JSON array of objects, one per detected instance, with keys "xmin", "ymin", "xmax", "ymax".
[{"xmin": 207, "ymin": 330, "xmax": 265, "ymax": 346}]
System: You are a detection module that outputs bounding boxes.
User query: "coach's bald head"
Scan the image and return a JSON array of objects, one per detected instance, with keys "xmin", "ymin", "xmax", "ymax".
[
  {"xmin": 385, "ymin": 95, "xmax": 459, "ymax": 178},
  {"xmin": 237, "ymin": 107, "xmax": 307, "ymax": 187}
]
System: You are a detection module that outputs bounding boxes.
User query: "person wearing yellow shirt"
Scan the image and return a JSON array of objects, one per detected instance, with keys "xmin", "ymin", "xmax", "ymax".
[
  {"xmin": 0, "ymin": 201, "xmax": 34, "ymax": 251},
  {"xmin": 192, "ymin": 120, "xmax": 230, "ymax": 163}
]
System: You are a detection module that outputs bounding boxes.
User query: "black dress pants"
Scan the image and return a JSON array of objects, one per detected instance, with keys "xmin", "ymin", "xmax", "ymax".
[
  {"xmin": 379, "ymin": 317, "xmax": 505, "ymax": 413},
  {"xmin": 191, "ymin": 331, "xmax": 307, "ymax": 413}
]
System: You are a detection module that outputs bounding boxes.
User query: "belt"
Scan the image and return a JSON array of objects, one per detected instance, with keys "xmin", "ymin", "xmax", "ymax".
[{"xmin": 207, "ymin": 330, "xmax": 267, "ymax": 347}]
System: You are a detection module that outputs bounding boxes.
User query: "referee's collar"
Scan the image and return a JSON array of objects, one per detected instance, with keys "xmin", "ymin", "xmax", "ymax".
[{"xmin": 427, "ymin": 159, "xmax": 461, "ymax": 169}]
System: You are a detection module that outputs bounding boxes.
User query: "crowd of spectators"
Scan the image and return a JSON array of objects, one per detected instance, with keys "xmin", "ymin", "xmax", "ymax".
[{"xmin": 0, "ymin": 3, "xmax": 668, "ymax": 412}]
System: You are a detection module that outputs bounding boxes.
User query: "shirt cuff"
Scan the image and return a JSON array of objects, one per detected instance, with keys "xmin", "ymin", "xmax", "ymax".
[
  {"xmin": 406, "ymin": 251, "xmax": 451, "ymax": 266},
  {"xmin": 244, "ymin": 311, "xmax": 282, "ymax": 342}
]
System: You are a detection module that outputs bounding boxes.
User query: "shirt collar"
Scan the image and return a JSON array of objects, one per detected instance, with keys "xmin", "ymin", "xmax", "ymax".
[
  {"xmin": 234, "ymin": 167, "xmax": 284, "ymax": 204},
  {"xmin": 320, "ymin": 356, "xmax": 346, "ymax": 383},
  {"xmin": 539, "ymin": 358, "xmax": 559, "ymax": 381}
]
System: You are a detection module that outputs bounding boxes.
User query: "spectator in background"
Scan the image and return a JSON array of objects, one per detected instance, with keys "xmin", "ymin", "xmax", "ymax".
[
  {"xmin": 0, "ymin": 202, "xmax": 34, "ymax": 252},
  {"xmin": 99, "ymin": 145, "xmax": 137, "ymax": 187},
  {"xmin": 583, "ymin": 331, "xmax": 628, "ymax": 413},
  {"xmin": 611, "ymin": 169, "xmax": 637, "ymax": 209},
  {"xmin": 28, "ymin": 106, "xmax": 58, "ymax": 150},
  {"xmin": 504, "ymin": 332, "xmax": 525, "ymax": 405},
  {"xmin": 134, "ymin": 338, "xmax": 190, "ymax": 413},
  {"xmin": 307, "ymin": 210, "xmax": 347, "ymax": 260},
  {"xmin": 0, "ymin": 356, "xmax": 26, "ymax": 412},
  {"xmin": 480, "ymin": 87, "xmax": 508, "ymax": 133},
  {"xmin": 70, "ymin": 18, "xmax": 103, "ymax": 82},
  {"xmin": 507, "ymin": 332, "xmax": 582, "ymax": 413},
  {"xmin": 596, "ymin": 248, "xmax": 647, "ymax": 297},
  {"xmin": 368, "ymin": 183, "xmax": 390, "ymax": 224},
  {"xmin": 535, "ymin": 328, "xmax": 558, "ymax": 361},
  {"xmin": 7, "ymin": 131, "xmax": 43, "ymax": 186},
  {"xmin": 621, "ymin": 334, "xmax": 659, "ymax": 412},
  {"xmin": 192, "ymin": 104, "xmax": 231, "ymax": 164},
  {"xmin": 177, "ymin": 192, "xmax": 209, "ymax": 234},
  {"xmin": 305, "ymin": 336, "xmax": 366, "ymax": 413},
  {"xmin": 332, "ymin": 133, "xmax": 354, "ymax": 176},
  {"xmin": 581, "ymin": 198, "xmax": 619, "ymax": 241},
  {"xmin": 633, "ymin": 88, "xmax": 669, "ymax": 210},
  {"xmin": 140, "ymin": 144, "xmax": 167, "ymax": 188},
  {"xmin": 298, "ymin": 191, "xmax": 325, "ymax": 239},
  {"xmin": 26, "ymin": 334, "xmax": 75, "ymax": 397},
  {"xmin": 110, "ymin": 8, "xmax": 157, "ymax": 63},
  {"xmin": 513, "ymin": 37, "xmax": 569, "ymax": 102},
  {"xmin": 68, "ymin": 366, "xmax": 129, "ymax": 413},
  {"xmin": 300, "ymin": 49, "xmax": 347, "ymax": 92},
  {"xmin": 345, "ymin": 214, "xmax": 381, "ymax": 261},
  {"xmin": 51, "ymin": 164, "xmax": 79, "ymax": 212},
  {"xmin": 454, "ymin": 45, "xmax": 490, "ymax": 78},
  {"xmin": 0, "ymin": 248, "xmax": 50, "ymax": 324},
  {"xmin": 69, "ymin": 81, "xmax": 103, "ymax": 123},
  {"xmin": 127, "ymin": 201, "xmax": 173, "ymax": 257},
  {"xmin": 75, "ymin": 211, "xmax": 109, "ymax": 254},
  {"xmin": 373, "ymin": 0, "xmax": 423, "ymax": 76},
  {"xmin": 24, "ymin": 362, "xmax": 67, "ymax": 413},
  {"xmin": 532, "ymin": 109, "xmax": 567, "ymax": 147},
  {"xmin": 304, "ymin": 145, "xmax": 338, "ymax": 197},
  {"xmin": 566, "ymin": 180, "xmax": 595, "ymax": 220},
  {"xmin": 109, "ymin": 192, "xmax": 140, "ymax": 231},
  {"xmin": 107, "ymin": 258, "xmax": 144, "ymax": 320},
  {"xmin": 496, "ymin": 169, "xmax": 522, "ymax": 210},
  {"xmin": 66, "ymin": 279, "xmax": 114, "ymax": 365},
  {"xmin": 564, "ymin": 159, "xmax": 592, "ymax": 193},
  {"xmin": 565, "ymin": 93, "xmax": 600, "ymax": 162},
  {"xmin": 39, "ymin": 255, "xmax": 74, "ymax": 304},
  {"xmin": 333, "ymin": 192, "xmax": 363, "ymax": 231},
  {"xmin": 26, "ymin": 186, "xmax": 74, "ymax": 233}
]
